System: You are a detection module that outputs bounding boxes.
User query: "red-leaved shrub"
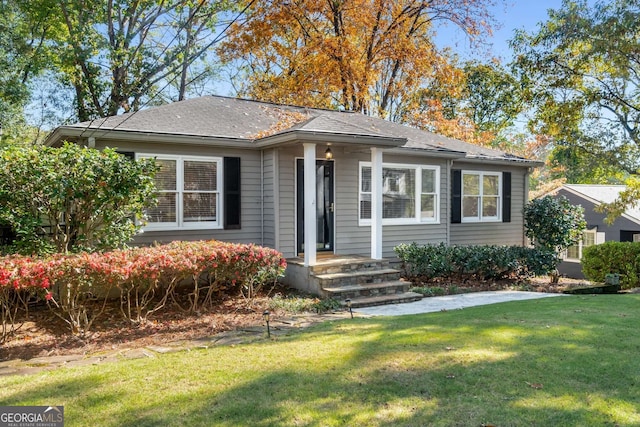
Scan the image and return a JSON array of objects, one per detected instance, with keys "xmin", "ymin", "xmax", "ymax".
[{"xmin": 0, "ymin": 241, "xmax": 286, "ymax": 338}]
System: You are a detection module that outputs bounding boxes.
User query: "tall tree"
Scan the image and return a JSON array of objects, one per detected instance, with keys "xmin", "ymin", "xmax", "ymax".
[
  {"xmin": 47, "ymin": 0, "xmax": 235, "ymax": 122},
  {"xmin": 511, "ymin": 0, "xmax": 640, "ymax": 189},
  {"xmin": 400, "ymin": 60, "xmax": 525, "ymax": 148},
  {"xmin": 2, "ymin": 0, "xmax": 236, "ymax": 127},
  {"xmin": 219, "ymin": 0, "xmax": 498, "ymax": 118},
  {"xmin": 0, "ymin": 0, "xmax": 59, "ymax": 143}
]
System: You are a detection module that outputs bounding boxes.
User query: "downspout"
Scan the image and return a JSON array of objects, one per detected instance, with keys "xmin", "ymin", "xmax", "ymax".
[
  {"xmin": 274, "ymin": 150, "xmax": 280, "ymax": 250},
  {"xmin": 261, "ymin": 149, "xmax": 264, "ymax": 246},
  {"xmin": 524, "ymin": 167, "xmax": 531, "ymax": 247},
  {"xmin": 446, "ymin": 159, "xmax": 452, "ymax": 246}
]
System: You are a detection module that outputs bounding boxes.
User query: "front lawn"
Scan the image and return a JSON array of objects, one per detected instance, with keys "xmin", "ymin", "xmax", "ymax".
[{"xmin": 2, "ymin": 295, "xmax": 640, "ymax": 426}]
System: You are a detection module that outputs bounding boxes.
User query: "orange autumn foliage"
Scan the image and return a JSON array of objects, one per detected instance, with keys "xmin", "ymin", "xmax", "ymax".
[{"xmin": 220, "ymin": 0, "xmax": 496, "ymax": 119}]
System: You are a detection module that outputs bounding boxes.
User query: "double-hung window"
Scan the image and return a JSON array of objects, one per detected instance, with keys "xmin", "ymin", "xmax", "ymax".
[
  {"xmin": 564, "ymin": 228, "xmax": 603, "ymax": 262},
  {"xmin": 138, "ymin": 154, "xmax": 222, "ymax": 230},
  {"xmin": 359, "ymin": 162, "xmax": 439, "ymax": 225},
  {"xmin": 462, "ymin": 171, "xmax": 501, "ymax": 222}
]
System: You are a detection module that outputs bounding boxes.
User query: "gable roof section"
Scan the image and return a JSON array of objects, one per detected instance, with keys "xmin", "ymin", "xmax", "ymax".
[
  {"xmin": 46, "ymin": 95, "xmax": 539, "ymax": 165},
  {"xmin": 557, "ymin": 184, "xmax": 640, "ymax": 225}
]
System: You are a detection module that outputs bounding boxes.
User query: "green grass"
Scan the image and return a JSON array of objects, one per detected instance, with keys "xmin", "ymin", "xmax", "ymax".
[{"xmin": 3, "ymin": 295, "xmax": 640, "ymax": 426}]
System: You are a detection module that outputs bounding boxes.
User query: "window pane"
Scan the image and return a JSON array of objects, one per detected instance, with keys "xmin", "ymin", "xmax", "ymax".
[
  {"xmin": 463, "ymin": 174, "xmax": 479, "ymax": 195},
  {"xmin": 155, "ymin": 159, "xmax": 176, "ymax": 191},
  {"xmin": 483, "ymin": 175, "xmax": 499, "ymax": 196},
  {"xmin": 566, "ymin": 245, "xmax": 579, "ymax": 259},
  {"xmin": 383, "ymin": 168, "xmax": 415, "ymax": 218},
  {"xmin": 421, "ymin": 195, "xmax": 435, "ymax": 219},
  {"xmin": 482, "ymin": 196, "xmax": 498, "ymax": 217},
  {"xmin": 583, "ymin": 231, "xmax": 595, "ymax": 247},
  {"xmin": 184, "ymin": 160, "xmax": 217, "ymax": 191},
  {"xmin": 361, "ymin": 167, "xmax": 371, "ymax": 192},
  {"xmin": 422, "ymin": 169, "xmax": 435, "ymax": 193},
  {"xmin": 184, "ymin": 193, "xmax": 217, "ymax": 222},
  {"xmin": 360, "ymin": 195, "xmax": 371, "ymax": 219},
  {"xmin": 463, "ymin": 196, "xmax": 479, "ymax": 218},
  {"xmin": 147, "ymin": 192, "xmax": 176, "ymax": 223}
]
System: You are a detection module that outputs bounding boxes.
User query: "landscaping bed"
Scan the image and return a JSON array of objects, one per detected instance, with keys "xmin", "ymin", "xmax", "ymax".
[
  {"xmin": 1, "ymin": 277, "xmax": 584, "ymax": 362},
  {"xmin": 1, "ymin": 286, "xmax": 295, "ymax": 362}
]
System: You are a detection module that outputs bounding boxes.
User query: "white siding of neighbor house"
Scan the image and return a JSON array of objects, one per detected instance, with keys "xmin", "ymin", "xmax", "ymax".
[
  {"xmin": 93, "ymin": 140, "xmax": 265, "ymax": 247},
  {"xmin": 449, "ymin": 161, "xmax": 527, "ymax": 246}
]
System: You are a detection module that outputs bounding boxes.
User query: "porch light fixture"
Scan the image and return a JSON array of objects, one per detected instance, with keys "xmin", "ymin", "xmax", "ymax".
[
  {"xmin": 325, "ymin": 147, "xmax": 333, "ymax": 160},
  {"xmin": 345, "ymin": 298, "xmax": 353, "ymax": 319},
  {"xmin": 263, "ymin": 310, "xmax": 271, "ymax": 338}
]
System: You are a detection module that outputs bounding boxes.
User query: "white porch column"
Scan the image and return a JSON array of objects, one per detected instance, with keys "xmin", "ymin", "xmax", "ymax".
[
  {"xmin": 303, "ymin": 143, "xmax": 317, "ymax": 266},
  {"xmin": 371, "ymin": 147, "xmax": 383, "ymax": 259}
]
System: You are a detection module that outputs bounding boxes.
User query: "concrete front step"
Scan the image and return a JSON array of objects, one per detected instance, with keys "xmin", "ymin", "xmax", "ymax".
[
  {"xmin": 315, "ymin": 268, "xmax": 401, "ymax": 287},
  {"xmin": 323, "ymin": 280, "xmax": 410, "ymax": 299},
  {"xmin": 307, "ymin": 257, "xmax": 392, "ymax": 275},
  {"xmin": 342, "ymin": 292, "xmax": 423, "ymax": 309}
]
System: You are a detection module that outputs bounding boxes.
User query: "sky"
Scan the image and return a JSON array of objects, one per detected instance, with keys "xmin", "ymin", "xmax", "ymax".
[{"xmin": 433, "ymin": 0, "xmax": 565, "ymax": 62}]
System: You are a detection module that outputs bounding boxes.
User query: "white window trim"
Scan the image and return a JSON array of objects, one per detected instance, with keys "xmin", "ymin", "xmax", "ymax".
[
  {"xmin": 563, "ymin": 228, "xmax": 604, "ymax": 263},
  {"xmin": 359, "ymin": 162, "xmax": 440, "ymax": 226},
  {"xmin": 461, "ymin": 170, "xmax": 502, "ymax": 223},
  {"xmin": 137, "ymin": 153, "xmax": 223, "ymax": 231}
]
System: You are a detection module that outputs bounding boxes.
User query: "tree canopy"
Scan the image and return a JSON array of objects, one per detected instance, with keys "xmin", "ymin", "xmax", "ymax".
[
  {"xmin": 512, "ymin": 0, "xmax": 640, "ymax": 180},
  {"xmin": 220, "ymin": 0, "xmax": 498, "ymax": 119},
  {"xmin": 0, "ymin": 143, "xmax": 157, "ymax": 254},
  {"xmin": 0, "ymin": 0, "xmax": 236, "ymax": 127},
  {"xmin": 403, "ymin": 60, "xmax": 525, "ymax": 148}
]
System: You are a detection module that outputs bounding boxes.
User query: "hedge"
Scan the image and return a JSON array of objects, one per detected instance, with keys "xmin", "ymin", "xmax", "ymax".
[
  {"xmin": 582, "ymin": 241, "xmax": 640, "ymax": 289},
  {"xmin": 394, "ymin": 242, "xmax": 556, "ymax": 283},
  {"xmin": 0, "ymin": 240, "xmax": 286, "ymax": 340}
]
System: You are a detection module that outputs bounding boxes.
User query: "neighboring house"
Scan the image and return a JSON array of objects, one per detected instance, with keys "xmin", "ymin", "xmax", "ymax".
[
  {"xmin": 45, "ymin": 96, "xmax": 540, "ymax": 299},
  {"xmin": 547, "ymin": 184, "xmax": 640, "ymax": 279}
]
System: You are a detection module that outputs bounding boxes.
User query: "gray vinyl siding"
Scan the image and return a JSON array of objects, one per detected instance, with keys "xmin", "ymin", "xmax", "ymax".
[
  {"xmin": 450, "ymin": 162, "xmax": 527, "ymax": 246},
  {"xmin": 262, "ymin": 149, "xmax": 276, "ymax": 248},
  {"xmin": 334, "ymin": 147, "xmax": 367, "ymax": 256},
  {"xmin": 277, "ymin": 148, "xmax": 297, "ymax": 257},
  {"xmin": 286, "ymin": 146, "xmax": 449, "ymax": 257},
  {"xmin": 93, "ymin": 139, "xmax": 264, "ymax": 246}
]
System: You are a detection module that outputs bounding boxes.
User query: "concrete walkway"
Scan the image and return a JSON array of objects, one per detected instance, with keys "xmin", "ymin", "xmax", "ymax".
[{"xmin": 355, "ymin": 290, "xmax": 568, "ymax": 316}]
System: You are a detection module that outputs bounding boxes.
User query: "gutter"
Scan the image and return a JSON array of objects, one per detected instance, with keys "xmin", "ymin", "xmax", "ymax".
[
  {"xmin": 45, "ymin": 126, "xmax": 255, "ymax": 149},
  {"xmin": 456, "ymin": 156, "xmax": 544, "ymax": 167},
  {"xmin": 254, "ymin": 129, "xmax": 406, "ymax": 148},
  {"xmin": 446, "ymin": 159, "xmax": 452, "ymax": 246}
]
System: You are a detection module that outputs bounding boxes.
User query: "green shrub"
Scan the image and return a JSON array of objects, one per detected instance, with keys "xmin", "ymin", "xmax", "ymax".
[
  {"xmin": 582, "ymin": 242, "xmax": 640, "ymax": 289},
  {"xmin": 0, "ymin": 143, "xmax": 158, "ymax": 255},
  {"xmin": 395, "ymin": 242, "xmax": 556, "ymax": 283}
]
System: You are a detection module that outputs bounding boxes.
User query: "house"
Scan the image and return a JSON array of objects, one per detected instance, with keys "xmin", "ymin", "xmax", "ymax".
[
  {"xmin": 45, "ymin": 96, "xmax": 540, "ymax": 304},
  {"xmin": 547, "ymin": 184, "xmax": 640, "ymax": 279}
]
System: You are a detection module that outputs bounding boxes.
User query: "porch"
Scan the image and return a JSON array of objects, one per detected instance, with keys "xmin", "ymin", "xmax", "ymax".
[{"xmin": 283, "ymin": 254, "xmax": 422, "ymax": 308}]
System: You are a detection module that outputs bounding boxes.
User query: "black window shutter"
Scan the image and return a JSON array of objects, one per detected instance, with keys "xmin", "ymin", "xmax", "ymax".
[
  {"xmin": 224, "ymin": 157, "xmax": 241, "ymax": 229},
  {"xmin": 502, "ymin": 171, "xmax": 511, "ymax": 223},
  {"xmin": 451, "ymin": 169, "xmax": 462, "ymax": 223}
]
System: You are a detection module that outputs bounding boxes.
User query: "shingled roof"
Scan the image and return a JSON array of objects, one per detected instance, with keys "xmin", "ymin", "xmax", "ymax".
[{"xmin": 46, "ymin": 95, "xmax": 538, "ymax": 165}]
